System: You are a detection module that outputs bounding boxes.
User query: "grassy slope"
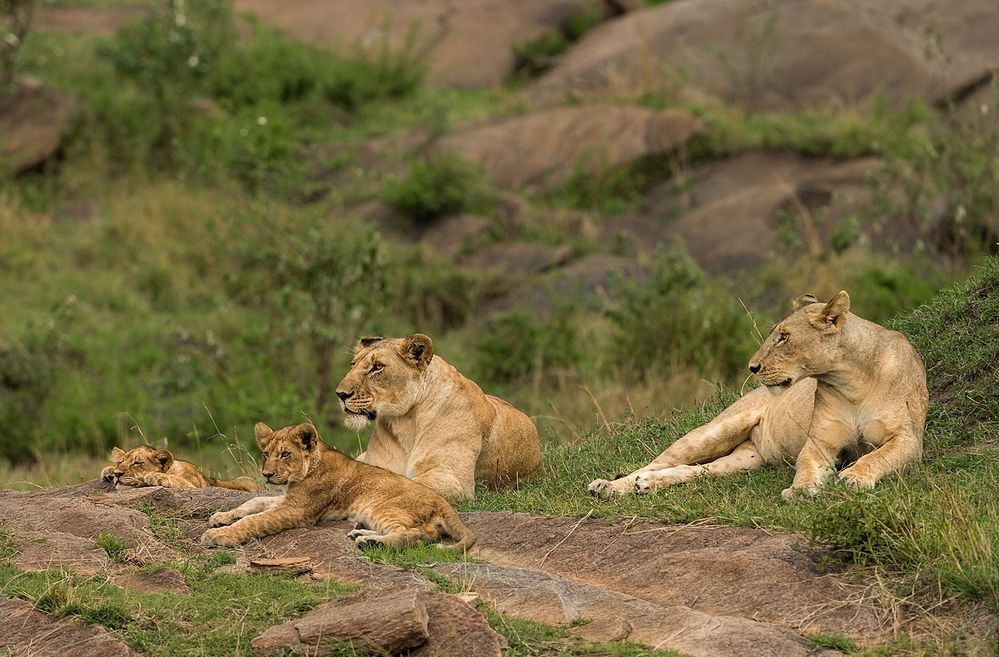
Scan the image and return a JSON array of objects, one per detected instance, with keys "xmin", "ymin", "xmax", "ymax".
[{"xmin": 464, "ymin": 258, "xmax": 999, "ymax": 613}]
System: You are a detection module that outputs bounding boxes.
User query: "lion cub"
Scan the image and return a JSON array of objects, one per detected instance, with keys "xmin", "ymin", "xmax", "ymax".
[
  {"xmin": 200, "ymin": 422, "xmax": 476, "ymax": 551},
  {"xmin": 101, "ymin": 445, "xmax": 260, "ymax": 492}
]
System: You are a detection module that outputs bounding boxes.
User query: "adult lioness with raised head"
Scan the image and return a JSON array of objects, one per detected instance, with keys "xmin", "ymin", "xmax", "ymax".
[
  {"xmin": 589, "ymin": 291, "xmax": 928, "ymax": 500},
  {"xmin": 335, "ymin": 333, "xmax": 542, "ymax": 500},
  {"xmin": 101, "ymin": 445, "xmax": 260, "ymax": 492},
  {"xmin": 200, "ymin": 422, "xmax": 475, "ymax": 550}
]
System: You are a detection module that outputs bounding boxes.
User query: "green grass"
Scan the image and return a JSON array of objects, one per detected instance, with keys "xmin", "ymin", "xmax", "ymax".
[
  {"xmin": 462, "ymin": 258, "xmax": 999, "ymax": 610},
  {"xmin": 95, "ymin": 532, "xmax": 131, "ymax": 563}
]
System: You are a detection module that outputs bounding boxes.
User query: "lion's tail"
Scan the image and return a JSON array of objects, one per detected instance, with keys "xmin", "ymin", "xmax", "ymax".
[
  {"xmin": 440, "ymin": 511, "xmax": 476, "ymax": 552},
  {"xmin": 208, "ymin": 476, "xmax": 260, "ymax": 493}
]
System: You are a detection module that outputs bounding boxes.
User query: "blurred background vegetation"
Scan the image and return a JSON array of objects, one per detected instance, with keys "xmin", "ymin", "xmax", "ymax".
[{"xmin": 0, "ymin": 0, "xmax": 995, "ymax": 481}]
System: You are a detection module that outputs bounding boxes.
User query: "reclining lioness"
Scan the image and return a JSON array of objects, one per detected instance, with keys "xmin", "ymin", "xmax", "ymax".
[
  {"xmin": 200, "ymin": 422, "xmax": 476, "ymax": 550},
  {"xmin": 101, "ymin": 445, "xmax": 259, "ymax": 492},
  {"xmin": 334, "ymin": 333, "xmax": 542, "ymax": 500},
  {"xmin": 589, "ymin": 291, "xmax": 928, "ymax": 500}
]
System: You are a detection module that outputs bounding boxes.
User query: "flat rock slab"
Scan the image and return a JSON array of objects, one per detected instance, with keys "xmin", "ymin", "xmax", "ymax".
[
  {"xmin": 0, "ymin": 488, "xmax": 178, "ymax": 572},
  {"xmin": 464, "ymin": 512, "xmax": 884, "ymax": 643},
  {"xmin": 434, "ymin": 561, "xmax": 841, "ymax": 657},
  {"xmin": 0, "ymin": 596, "xmax": 143, "ymax": 657},
  {"xmin": 435, "ymin": 105, "xmax": 702, "ymax": 190},
  {"xmin": 233, "ymin": 0, "xmax": 605, "ymax": 89},
  {"xmin": 530, "ymin": 0, "xmax": 999, "ymax": 112},
  {"xmin": 251, "ymin": 587, "xmax": 505, "ymax": 657},
  {"xmin": 0, "ymin": 80, "xmax": 80, "ymax": 176}
]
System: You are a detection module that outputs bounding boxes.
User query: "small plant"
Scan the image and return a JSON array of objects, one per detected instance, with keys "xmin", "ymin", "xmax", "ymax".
[
  {"xmin": 96, "ymin": 532, "xmax": 131, "ymax": 563},
  {"xmin": 0, "ymin": 0, "xmax": 33, "ymax": 90},
  {"xmin": 383, "ymin": 155, "xmax": 493, "ymax": 222},
  {"xmin": 808, "ymin": 633, "xmax": 858, "ymax": 652},
  {"xmin": 512, "ymin": 5, "xmax": 602, "ymax": 78}
]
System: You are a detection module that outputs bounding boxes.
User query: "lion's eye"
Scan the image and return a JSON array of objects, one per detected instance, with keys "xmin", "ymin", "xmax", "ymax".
[
  {"xmin": 132, "ymin": 460, "xmax": 143, "ymax": 467},
  {"xmin": 777, "ymin": 331, "xmax": 789, "ymax": 344},
  {"xmin": 279, "ymin": 451, "xmax": 291, "ymax": 460},
  {"xmin": 368, "ymin": 362, "xmax": 383, "ymax": 374}
]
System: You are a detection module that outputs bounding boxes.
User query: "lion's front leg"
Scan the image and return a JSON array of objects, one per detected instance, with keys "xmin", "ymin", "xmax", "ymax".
[
  {"xmin": 783, "ymin": 410, "xmax": 853, "ymax": 501},
  {"xmin": 589, "ymin": 407, "xmax": 762, "ymax": 499},
  {"xmin": 837, "ymin": 421, "xmax": 922, "ymax": 489},
  {"xmin": 209, "ymin": 494, "xmax": 284, "ymax": 528},
  {"xmin": 201, "ymin": 504, "xmax": 305, "ymax": 547},
  {"xmin": 137, "ymin": 472, "xmax": 197, "ymax": 488}
]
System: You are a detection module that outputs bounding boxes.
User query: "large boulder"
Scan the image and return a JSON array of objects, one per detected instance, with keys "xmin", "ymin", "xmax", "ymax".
[
  {"xmin": 233, "ymin": 0, "xmax": 606, "ymax": 89},
  {"xmin": 0, "ymin": 80, "xmax": 80, "ymax": 176},
  {"xmin": 435, "ymin": 105, "xmax": 702, "ymax": 190},
  {"xmin": 530, "ymin": 0, "xmax": 999, "ymax": 112},
  {"xmin": 603, "ymin": 151, "xmax": 895, "ymax": 271}
]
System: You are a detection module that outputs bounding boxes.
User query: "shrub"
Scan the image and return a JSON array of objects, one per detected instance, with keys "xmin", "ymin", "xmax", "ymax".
[
  {"xmin": 228, "ymin": 222, "xmax": 389, "ymax": 423},
  {"xmin": 473, "ymin": 309, "xmax": 582, "ymax": 383},
  {"xmin": 602, "ymin": 245, "xmax": 755, "ymax": 380},
  {"xmin": 383, "ymin": 155, "xmax": 493, "ymax": 222},
  {"xmin": 322, "ymin": 29, "xmax": 428, "ymax": 110},
  {"xmin": 207, "ymin": 32, "xmax": 323, "ymax": 109}
]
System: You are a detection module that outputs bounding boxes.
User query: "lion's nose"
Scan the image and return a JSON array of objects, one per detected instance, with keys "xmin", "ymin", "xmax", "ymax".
[
  {"xmin": 748, "ymin": 362, "xmax": 761, "ymax": 374},
  {"xmin": 336, "ymin": 390, "xmax": 353, "ymax": 402},
  {"xmin": 262, "ymin": 471, "xmax": 275, "ymax": 480}
]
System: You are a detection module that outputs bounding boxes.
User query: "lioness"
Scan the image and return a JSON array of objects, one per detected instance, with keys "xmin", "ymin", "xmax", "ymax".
[
  {"xmin": 589, "ymin": 291, "xmax": 928, "ymax": 500},
  {"xmin": 335, "ymin": 333, "xmax": 542, "ymax": 500},
  {"xmin": 101, "ymin": 445, "xmax": 259, "ymax": 492},
  {"xmin": 200, "ymin": 422, "xmax": 476, "ymax": 550}
]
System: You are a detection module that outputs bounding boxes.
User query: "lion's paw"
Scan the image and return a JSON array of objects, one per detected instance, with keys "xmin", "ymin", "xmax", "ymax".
[
  {"xmin": 208, "ymin": 512, "xmax": 234, "ymax": 528},
  {"xmin": 354, "ymin": 535, "xmax": 385, "ymax": 547},
  {"xmin": 781, "ymin": 484, "xmax": 819, "ymax": 502},
  {"xmin": 633, "ymin": 472, "xmax": 654, "ymax": 494},
  {"xmin": 589, "ymin": 478, "xmax": 625, "ymax": 499},
  {"xmin": 836, "ymin": 467, "xmax": 876, "ymax": 489},
  {"xmin": 199, "ymin": 528, "xmax": 240, "ymax": 548}
]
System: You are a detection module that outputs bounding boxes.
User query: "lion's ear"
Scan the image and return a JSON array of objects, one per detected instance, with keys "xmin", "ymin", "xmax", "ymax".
[
  {"xmin": 296, "ymin": 423, "xmax": 318, "ymax": 451},
  {"xmin": 254, "ymin": 423, "xmax": 274, "ymax": 449},
  {"xmin": 792, "ymin": 293, "xmax": 818, "ymax": 311},
  {"xmin": 400, "ymin": 333, "xmax": 433, "ymax": 369},
  {"xmin": 154, "ymin": 449, "xmax": 174, "ymax": 471},
  {"xmin": 810, "ymin": 290, "xmax": 850, "ymax": 330},
  {"xmin": 111, "ymin": 447, "xmax": 125, "ymax": 461}
]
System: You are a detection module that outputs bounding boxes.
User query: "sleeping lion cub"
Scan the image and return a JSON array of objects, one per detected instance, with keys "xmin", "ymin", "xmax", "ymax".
[
  {"xmin": 200, "ymin": 422, "xmax": 476, "ymax": 550},
  {"xmin": 589, "ymin": 291, "xmax": 928, "ymax": 500},
  {"xmin": 101, "ymin": 445, "xmax": 259, "ymax": 492}
]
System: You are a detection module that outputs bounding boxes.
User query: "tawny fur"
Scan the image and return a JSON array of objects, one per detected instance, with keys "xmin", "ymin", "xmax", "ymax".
[
  {"xmin": 200, "ymin": 422, "xmax": 476, "ymax": 551},
  {"xmin": 101, "ymin": 445, "xmax": 259, "ymax": 492},
  {"xmin": 334, "ymin": 333, "xmax": 542, "ymax": 500},
  {"xmin": 589, "ymin": 291, "xmax": 928, "ymax": 501}
]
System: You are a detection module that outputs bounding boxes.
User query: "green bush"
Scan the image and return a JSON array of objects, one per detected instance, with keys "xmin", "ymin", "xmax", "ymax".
[
  {"xmin": 207, "ymin": 33, "xmax": 323, "ymax": 109},
  {"xmin": 383, "ymin": 155, "xmax": 493, "ymax": 221},
  {"xmin": 473, "ymin": 309, "xmax": 582, "ymax": 383},
  {"xmin": 322, "ymin": 30, "xmax": 427, "ymax": 110},
  {"xmin": 602, "ymin": 245, "xmax": 755, "ymax": 380},
  {"xmin": 228, "ymin": 222, "xmax": 389, "ymax": 423}
]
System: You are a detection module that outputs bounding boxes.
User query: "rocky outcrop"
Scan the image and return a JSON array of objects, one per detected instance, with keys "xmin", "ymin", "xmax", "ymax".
[
  {"xmin": 530, "ymin": 0, "xmax": 999, "ymax": 112},
  {"xmin": 0, "ymin": 79, "xmax": 80, "ymax": 176},
  {"xmin": 233, "ymin": 0, "xmax": 607, "ymax": 89},
  {"xmin": 435, "ymin": 105, "xmax": 702, "ymax": 190},
  {"xmin": 603, "ymin": 152, "xmax": 895, "ymax": 271}
]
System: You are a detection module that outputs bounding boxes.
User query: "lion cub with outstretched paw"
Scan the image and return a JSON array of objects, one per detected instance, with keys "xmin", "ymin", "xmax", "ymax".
[
  {"xmin": 101, "ymin": 445, "xmax": 259, "ymax": 492},
  {"xmin": 589, "ymin": 291, "xmax": 928, "ymax": 501},
  {"xmin": 200, "ymin": 422, "xmax": 476, "ymax": 551}
]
